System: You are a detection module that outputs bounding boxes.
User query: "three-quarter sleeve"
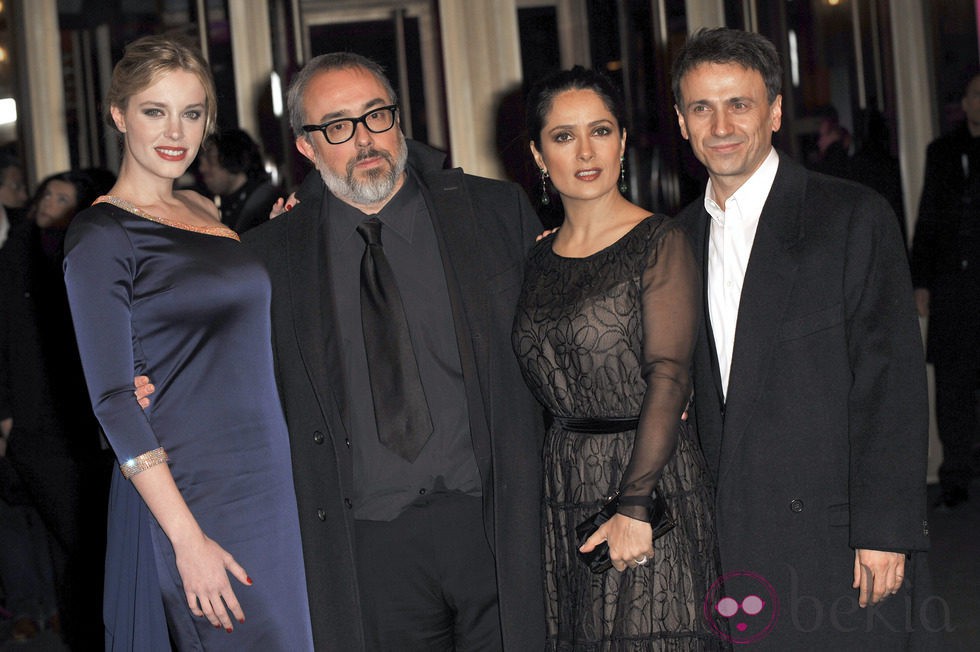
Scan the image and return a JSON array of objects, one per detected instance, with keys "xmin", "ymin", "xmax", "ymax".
[
  {"xmin": 63, "ymin": 211, "xmax": 163, "ymax": 470},
  {"xmin": 616, "ymin": 224, "xmax": 700, "ymax": 521}
]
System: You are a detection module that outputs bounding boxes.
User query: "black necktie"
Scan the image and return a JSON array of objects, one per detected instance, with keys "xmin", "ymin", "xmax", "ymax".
[{"xmin": 357, "ymin": 217, "xmax": 433, "ymax": 462}]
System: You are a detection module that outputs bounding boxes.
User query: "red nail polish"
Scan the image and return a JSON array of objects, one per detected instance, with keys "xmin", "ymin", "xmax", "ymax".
[
  {"xmin": 226, "ymin": 627, "xmax": 233, "ymax": 633},
  {"xmin": 285, "ymin": 204, "xmax": 293, "ymax": 211},
  {"xmin": 246, "ymin": 576, "xmax": 253, "ymax": 585},
  {"xmin": 214, "ymin": 624, "xmax": 221, "ymax": 629},
  {"xmin": 238, "ymin": 618, "xmax": 245, "ymax": 624}
]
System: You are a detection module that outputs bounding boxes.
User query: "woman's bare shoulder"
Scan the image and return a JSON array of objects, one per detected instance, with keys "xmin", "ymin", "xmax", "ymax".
[{"xmin": 175, "ymin": 189, "xmax": 221, "ymax": 223}]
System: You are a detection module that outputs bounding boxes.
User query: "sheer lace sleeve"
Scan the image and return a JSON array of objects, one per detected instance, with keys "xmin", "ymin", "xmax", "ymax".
[{"xmin": 616, "ymin": 222, "xmax": 700, "ymax": 521}]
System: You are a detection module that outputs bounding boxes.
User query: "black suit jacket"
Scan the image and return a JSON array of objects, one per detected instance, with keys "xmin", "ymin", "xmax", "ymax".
[
  {"xmin": 909, "ymin": 123, "xmax": 980, "ymax": 366},
  {"xmin": 678, "ymin": 153, "xmax": 933, "ymax": 649},
  {"xmin": 243, "ymin": 141, "xmax": 545, "ymax": 650}
]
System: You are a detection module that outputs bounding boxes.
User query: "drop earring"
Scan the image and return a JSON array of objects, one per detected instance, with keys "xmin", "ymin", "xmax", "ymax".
[
  {"xmin": 539, "ymin": 168, "xmax": 550, "ymax": 206},
  {"xmin": 619, "ymin": 156, "xmax": 628, "ymax": 194}
]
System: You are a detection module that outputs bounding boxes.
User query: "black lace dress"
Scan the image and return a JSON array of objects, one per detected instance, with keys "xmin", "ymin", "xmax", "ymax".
[{"xmin": 512, "ymin": 216, "xmax": 725, "ymax": 650}]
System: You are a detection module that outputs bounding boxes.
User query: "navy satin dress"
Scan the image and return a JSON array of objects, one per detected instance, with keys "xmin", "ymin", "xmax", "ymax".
[{"xmin": 64, "ymin": 198, "xmax": 313, "ymax": 651}]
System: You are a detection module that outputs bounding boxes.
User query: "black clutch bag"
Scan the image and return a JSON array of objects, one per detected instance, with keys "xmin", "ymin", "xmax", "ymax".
[{"xmin": 574, "ymin": 491, "xmax": 675, "ymax": 574}]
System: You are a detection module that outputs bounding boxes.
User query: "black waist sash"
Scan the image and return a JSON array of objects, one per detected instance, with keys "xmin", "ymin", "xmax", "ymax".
[{"xmin": 555, "ymin": 416, "xmax": 639, "ymax": 434}]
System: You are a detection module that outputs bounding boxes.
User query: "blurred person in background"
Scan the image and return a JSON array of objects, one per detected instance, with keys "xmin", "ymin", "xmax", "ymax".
[
  {"xmin": 910, "ymin": 70, "xmax": 980, "ymax": 509},
  {"xmin": 0, "ymin": 151, "xmax": 29, "ymax": 247},
  {"xmin": 0, "ymin": 169, "xmax": 112, "ymax": 647},
  {"xmin": 198, "ymin": 128, "xmax": 280, "ymax": 233},
  {"xmin": 849, "ymin": 107, "xmax": 906, "ymax": 242}
]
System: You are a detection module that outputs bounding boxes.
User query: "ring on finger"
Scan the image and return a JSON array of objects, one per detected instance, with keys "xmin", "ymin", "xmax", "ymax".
[{"xmin": 634, "ymin": 556, "xmax": 649, "ymax": 565}]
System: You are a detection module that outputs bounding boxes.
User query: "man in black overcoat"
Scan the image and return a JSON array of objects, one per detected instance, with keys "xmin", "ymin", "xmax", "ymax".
[
  {"xmin": 243, "ymin": 53, "xmax": 545, "ymax": 650},
  {"xmin": 673, "ymin": 28, "xmax": 937, "ymax": 649},
  {"xmin": 910, "ymin": 71, "xmax": 980, "ymax": 508}
]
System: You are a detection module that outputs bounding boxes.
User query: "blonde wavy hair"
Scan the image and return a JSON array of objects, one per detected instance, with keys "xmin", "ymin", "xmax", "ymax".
[{"xmin": 104, "ymin": 33, "xmax": 217, "ymax": 137}]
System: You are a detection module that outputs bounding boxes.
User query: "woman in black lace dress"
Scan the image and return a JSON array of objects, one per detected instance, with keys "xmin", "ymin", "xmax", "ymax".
[{"xmin": 512, "ymin": 67, "xmax": 725, "ymax": 650}]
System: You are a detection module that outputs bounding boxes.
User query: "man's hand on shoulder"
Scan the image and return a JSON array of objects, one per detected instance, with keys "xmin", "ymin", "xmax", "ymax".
[{"xmin": 134, "ymin": 375, "xmax": 155, "ymax": 409}]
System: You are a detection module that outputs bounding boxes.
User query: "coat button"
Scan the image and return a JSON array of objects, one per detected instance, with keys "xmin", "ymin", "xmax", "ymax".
[
  {"xmin": 344, "ymin": 498, "xmax": 353, "ymax": 509},
  {"xmin": 313, "ymin": 431, "xmax": 324, "ymax": 444},
  {"xmin": 789, "ymin": 499, "xmax": 804, "ymax": 513},
  {"xmin": 316, "ymin": 508, "xmax": 326, "ymax": 521},
  {"xmin": 345, "ymin": 438, "xmax": 351, "ymax": 448}
]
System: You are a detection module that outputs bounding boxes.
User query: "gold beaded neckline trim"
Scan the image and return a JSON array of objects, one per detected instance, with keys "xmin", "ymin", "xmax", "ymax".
[{"xmin": 96, "ymin": 195, "xmax": 240, "ymax": 242}]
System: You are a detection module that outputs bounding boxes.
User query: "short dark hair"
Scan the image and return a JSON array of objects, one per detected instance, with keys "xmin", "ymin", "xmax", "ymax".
[
  {"xmin": 0, "ymin": 150, "xmax": 21, "ymax": 174},
  {"xmin": 29, "ymin": 170, "xmax": 100, "ymax": 217},
  {"xmin": 207, "ymin": 128, "xmax": 267, "ymax": 179},
  {"xmin": 525, "ymin": 66, "xmax": 627, "ymax": 147},
  {"xmin": 671, "ymin": 27, "xmax": 783, "ymax": 108},
  {"xmin": 286, "ymin": 52, "xmax": 398, "ymax": 139}
]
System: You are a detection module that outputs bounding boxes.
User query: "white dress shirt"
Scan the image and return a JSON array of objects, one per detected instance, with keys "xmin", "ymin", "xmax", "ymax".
[{"xmin": 704, "ymin": 147, "xmax": 780, "ymax": 398}]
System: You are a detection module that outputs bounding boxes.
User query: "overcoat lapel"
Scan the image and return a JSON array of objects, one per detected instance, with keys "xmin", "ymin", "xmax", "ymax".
[
  {"xmin": 285, "ymin": 176, "xmax": 350, "ymax": 436},
  {"xmin": 420, "ymin": 168, "xmax": 491, "ymax": 401},
  {"xmin": 718, "ymin": 156, "xmax": 807, "ymax": 485},
  {"xmin": 418, "ymin": 167, "xmax": 493, "ymax": 465},
  {"xmin": 685, "ymin": 209, "xmax": 727, "ymax": 476},
  {"xmin": 688, "ymin": 211, "xmax": 726, "ymax": 406}
]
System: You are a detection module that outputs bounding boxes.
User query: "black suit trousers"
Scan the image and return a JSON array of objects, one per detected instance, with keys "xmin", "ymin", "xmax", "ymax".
[
  {"xmin": 933, "ymin": 359, "xmax": 979, "ymax": 491},
  {"xmin": 352, "ymin": 494, "xmax": 500, "ymax": 651}
]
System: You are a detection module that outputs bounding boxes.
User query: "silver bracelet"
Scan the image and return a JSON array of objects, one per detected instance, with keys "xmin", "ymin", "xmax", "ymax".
[{"xmin": 120, "ymin": 447, "xmax": 169, "ymax": 479}]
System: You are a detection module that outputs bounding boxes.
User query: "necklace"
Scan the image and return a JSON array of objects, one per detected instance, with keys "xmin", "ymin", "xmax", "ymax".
[{"xmin": 96, "ymin": 195, "xmax": 240, "ymax": 242}]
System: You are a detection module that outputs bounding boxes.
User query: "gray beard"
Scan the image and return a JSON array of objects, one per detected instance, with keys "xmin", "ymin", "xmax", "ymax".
[{"xmin": 316, "ymin": 134, "xmax": 408, "ymax": 207}]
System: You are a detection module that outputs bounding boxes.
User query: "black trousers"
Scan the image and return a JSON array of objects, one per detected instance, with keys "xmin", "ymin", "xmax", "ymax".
[
  {"xmin": 933, "ymin": 361, "xmax": 980, "ymax": 491},
  {"xmin": 8, "ymin": 428, "xmax": 113, "ymax": 649},
  {"xmin": 353, "ymin": 493, "xmax": 501, "ymax": 651}
]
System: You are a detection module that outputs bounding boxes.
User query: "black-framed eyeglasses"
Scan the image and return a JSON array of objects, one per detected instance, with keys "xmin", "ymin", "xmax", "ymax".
[{"xmin": 302, "ymin": 105, "xmax": 399, "ymax": 145}]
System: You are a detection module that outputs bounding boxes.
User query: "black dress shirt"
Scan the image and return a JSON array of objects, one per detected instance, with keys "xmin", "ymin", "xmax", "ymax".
[{"xmin": 326, "ymin": 172, "xmax": 480, "ymax": 521}]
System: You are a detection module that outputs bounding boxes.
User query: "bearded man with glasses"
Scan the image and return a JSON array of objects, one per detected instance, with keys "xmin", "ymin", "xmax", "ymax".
[{"xmin": 240, "ymin": 52, "xmax": 546, "ymax": 650}]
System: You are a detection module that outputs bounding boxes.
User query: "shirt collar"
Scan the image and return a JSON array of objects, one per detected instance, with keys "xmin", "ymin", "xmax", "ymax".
[
  {"xmin": 703, "ymin": 147, "xmax": 780, "ymax": 224},
  {"xmin": 328, "ymin": 171, "xmax": 418, "ymax": 247}
]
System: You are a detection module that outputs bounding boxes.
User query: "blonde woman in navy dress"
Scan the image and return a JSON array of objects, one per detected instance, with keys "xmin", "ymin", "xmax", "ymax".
[{"xmin": 63, "ymin": 35, "xmax": 313, "ymax": 651}]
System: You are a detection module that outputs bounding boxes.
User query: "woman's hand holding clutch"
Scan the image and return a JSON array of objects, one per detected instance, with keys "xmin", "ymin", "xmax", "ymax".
[{"xmin": 579, "ymin": 512, "xmax": 655, "ymax": 573}]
